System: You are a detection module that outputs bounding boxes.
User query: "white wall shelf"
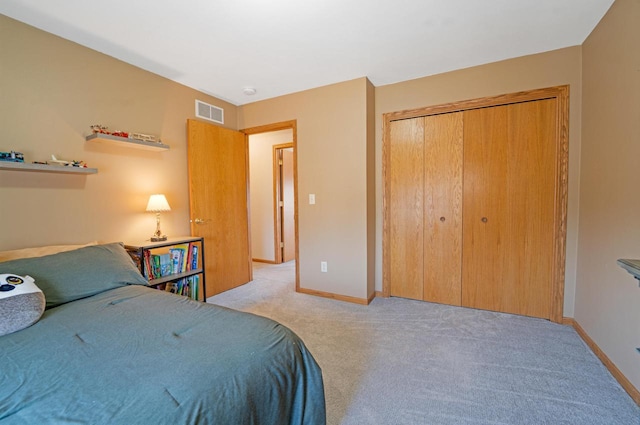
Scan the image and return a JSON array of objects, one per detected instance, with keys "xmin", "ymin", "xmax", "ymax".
[
  {"xmin": 617, "ymin": 259, "xmax": 640, "ymax": 286},
  {"xmin": 0, "ymin": 162, "xmax": 98, "ymax": 174},
  {"xmin": 86, "ymin": 133, "xmax": 170, "ymax": 151}
]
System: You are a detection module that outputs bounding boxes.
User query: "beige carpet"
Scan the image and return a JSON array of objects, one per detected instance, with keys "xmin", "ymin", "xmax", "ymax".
[{"xmin": 208, "ymin": 261, "xmax": 639, "ymax": 425}]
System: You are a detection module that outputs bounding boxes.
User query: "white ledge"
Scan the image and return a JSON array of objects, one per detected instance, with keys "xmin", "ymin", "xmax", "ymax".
[{"xmin": 617, "ymin": 259, "xmax": 640, "ymax": 285}]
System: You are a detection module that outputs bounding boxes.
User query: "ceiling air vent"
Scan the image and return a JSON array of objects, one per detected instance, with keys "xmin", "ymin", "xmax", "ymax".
[{"xmin": 195, "ymin": 100, "xmax": 224, "ymax": 124}]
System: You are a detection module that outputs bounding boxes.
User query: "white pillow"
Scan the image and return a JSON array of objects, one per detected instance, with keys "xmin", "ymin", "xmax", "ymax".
[
  {"xmin": 0, "ymin": 274, "xmax": 46, "ymax": 336},
  {"xmin": 0, "ymin": 242, "xmax": 98, "ymax": 262}
]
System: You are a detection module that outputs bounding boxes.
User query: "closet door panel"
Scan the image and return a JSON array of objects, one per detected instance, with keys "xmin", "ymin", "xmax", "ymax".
[
  {"xmin": 505, "ymin": 99, "xmax": 557, "ymax": 318},
  {"xmin": 462, "ymin": 100, "xmax": 557, "ymax": 319},
  {"xmin": 462, "ymin": 105, "xmax": 509, "ymax": 313},
  {"xmin": 423, "ymin": 112, "xmax": 463, "ymax": 305},
  {"xmin": 389, "ymin": 118, "xmax": 425, "ymax": 300}
]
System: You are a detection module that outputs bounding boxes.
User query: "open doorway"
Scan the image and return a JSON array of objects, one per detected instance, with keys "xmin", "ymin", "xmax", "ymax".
[
  {"xmin": 274, "ymin": 144, "xmax": 295, "ymax": 263},
  {"xmin": 246, "ymin": 123, "xmax": 297, "ymax": 272}
]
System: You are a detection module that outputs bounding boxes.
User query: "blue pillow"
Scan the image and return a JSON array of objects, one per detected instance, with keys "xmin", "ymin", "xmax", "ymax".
[{"xmin": 0, "ymin": 243, "xmax": 148, "ymax": 309}]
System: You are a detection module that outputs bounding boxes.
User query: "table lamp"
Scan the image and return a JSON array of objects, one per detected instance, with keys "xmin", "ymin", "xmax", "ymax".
[{"xmin": 146, "ymin": 194, "xmax": 171, "ymax": 241}]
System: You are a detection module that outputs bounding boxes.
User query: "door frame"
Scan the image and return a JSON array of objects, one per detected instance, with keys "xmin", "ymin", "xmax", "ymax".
[
  {"xmin": 242, "ymin": 120, "xmax": 300, "ymax": 289},
  {"xmin": 382, "ymin": 86, "xmax": 569, "ymax": 323}
]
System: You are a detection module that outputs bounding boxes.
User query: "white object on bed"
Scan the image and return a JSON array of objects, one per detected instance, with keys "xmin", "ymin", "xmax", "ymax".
[{"xmin": 0, "ymin": 273, "xmax": 45, "ymax": 336}]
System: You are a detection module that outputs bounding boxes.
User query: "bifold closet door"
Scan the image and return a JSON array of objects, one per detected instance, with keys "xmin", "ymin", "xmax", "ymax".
[
  {"xmin": 389, "ymin": 113, "xmax": 463, "ymax": 305},
  {"xmin": 423, "ymin": 112, "xmax": 463, "ymax": 305},
  {"xmin": 389, "ymin": 118, "xmax": 425, "ymax": 300},
  {"xmin": 461, "ymin": 99, "xmax": 557, "ymax": 319}
]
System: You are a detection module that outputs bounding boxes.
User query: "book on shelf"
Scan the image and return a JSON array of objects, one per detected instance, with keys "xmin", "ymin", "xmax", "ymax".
[
  {"xmin": 142, "ymin": 252, "xmax": 174, "ymax": 279},
  {"xmin": 185, "ymin": 243, "xmax": 199, "ymax": 271},
  {"xmin": 166, "ymin": 242, "xmax": 199, "ymax": 275},
  {"xmin": 177, "ymin": 243, "xmax": 191, "ymax": 272},
  {"xmin": 165, "ymin": 281, "xmax": 175, "ymax": 293},
  {"xmin": 169, "ymin": 248, "xmax": 183, "ymax": 275},
  {"xmin": 192, "ymin": 275, "xmax": 199, "ymax": 300},
  {"xmin": 164, "ymin": 275, "xmax": 199, "ymax": 300},
  {"xmin": 143, "ymin": 249, "xmax": 155, "ymax": 279},
  {"xmin": 190, "ymin": 244, "xmax": 199, "ymax": 270},
  {"xmin": 128, "ymin": 251, "xmax": 142, "ymax": 270},
  {"xmin": 152, "ymin": 255, "xmax": 161, "ymax": 278},
  {"xmin": 159, "ymin": 253, "xmax": 172, "ymax": 276}
]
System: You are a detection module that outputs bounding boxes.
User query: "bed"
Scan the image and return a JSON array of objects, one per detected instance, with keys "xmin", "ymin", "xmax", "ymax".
[{"xmin": 0, "ymin": 243, "xmax": 326, "ymax": 424}]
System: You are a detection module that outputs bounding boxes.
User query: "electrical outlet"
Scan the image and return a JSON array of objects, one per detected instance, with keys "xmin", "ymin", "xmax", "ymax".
[
  {"xmin": 320, "ymin": 261, "xmax": 327, "ymax": 272},
  {"xmin": 309, "ymin": 194, "xmax": 316, "ymax": 205}
]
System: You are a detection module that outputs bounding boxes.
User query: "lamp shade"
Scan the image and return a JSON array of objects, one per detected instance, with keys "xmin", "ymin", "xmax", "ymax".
[{"xmin": 146, "ymin": 194, "xmax": 171, "ymax": 212}]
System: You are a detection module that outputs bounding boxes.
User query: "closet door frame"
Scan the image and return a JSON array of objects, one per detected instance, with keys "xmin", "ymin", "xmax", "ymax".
[{"xmin": 382, "ymin": 85, "xmax": 569, "ymax": 323}]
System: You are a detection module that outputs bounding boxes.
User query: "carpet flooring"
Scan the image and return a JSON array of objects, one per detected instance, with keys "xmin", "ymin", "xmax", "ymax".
[{"xmin": 208, "ymin": 261, "xmax": 640, "ymax": 425}]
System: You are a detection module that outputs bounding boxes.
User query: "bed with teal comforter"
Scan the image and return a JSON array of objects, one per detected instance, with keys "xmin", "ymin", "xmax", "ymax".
[{"xmin": 0, "ymin": 243, "xmax": 325, "ymax": 425}]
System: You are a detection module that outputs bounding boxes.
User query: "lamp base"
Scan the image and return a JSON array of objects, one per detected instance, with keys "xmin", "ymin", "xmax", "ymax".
[{"xmin": 150, "ymin": 235, "xmax": 168, "ymax": 242}]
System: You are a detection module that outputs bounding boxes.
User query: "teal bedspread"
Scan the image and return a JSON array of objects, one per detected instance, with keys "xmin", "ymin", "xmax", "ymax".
[{"xmin": 0, "ymin": 285, "xmax": 326, "ymax": 424}]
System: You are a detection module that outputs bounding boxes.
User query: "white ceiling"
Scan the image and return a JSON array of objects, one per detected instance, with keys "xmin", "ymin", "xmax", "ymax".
[{"xmin": 1, "ymin": 0, "xmax": 614, "ymax": 106}]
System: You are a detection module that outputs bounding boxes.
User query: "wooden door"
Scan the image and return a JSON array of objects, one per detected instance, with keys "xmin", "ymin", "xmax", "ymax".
[
  {"xmin": 187, "ymin": 119, "xmax": 252, "ymax": 298},
  {"xmin": 423, "ymin": 112, "xmax": 463, "ymax": 305},
  {"xmin": 462, "ymin": 99, "xmax": 557, "ymax": 319},
  {"xmin": 389, "ymin": 118, "xmax": 425, "ymax": 300},
  {"xmin": 389, "ymin": 114, "xmax": 463, "ymax": 304}
]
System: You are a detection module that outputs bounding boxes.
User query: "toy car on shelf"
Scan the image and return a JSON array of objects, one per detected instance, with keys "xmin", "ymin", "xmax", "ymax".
[
  {"xmin": 0, "ymin": 151, "xmax": 25, "ymax": 162},
  {"xmin": 90, "ymin": 124, "xmax": 128, "ymax": 138},
  {"xmin": 90, "ymin": 124, "xmax": 160, "ymax": 143}
]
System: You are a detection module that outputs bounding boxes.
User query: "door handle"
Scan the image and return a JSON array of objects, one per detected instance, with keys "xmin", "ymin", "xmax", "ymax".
[{"xmin": 191, "ymin": 218, "xmax": 210, "ymax": 225}]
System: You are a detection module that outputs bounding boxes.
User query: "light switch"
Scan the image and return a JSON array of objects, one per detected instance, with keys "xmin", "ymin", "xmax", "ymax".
[{"xmin": 309, "ymin": 194, "xmax": 316, "ymax": 205}]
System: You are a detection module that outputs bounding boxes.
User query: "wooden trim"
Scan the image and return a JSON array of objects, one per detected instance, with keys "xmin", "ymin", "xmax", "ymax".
[
  {"xmin": 242, "ymin": 120, "xmax": 297, "ymax": 136},
  {"xmin": 252, "ymin": 258, "xmax": 277, "ymax": 264},
  {"xmin": 297, "ymin": 287, "xmax": 372, "ymax": 305},
  {"xmin": 563, "ymin": 317, "xmax": 640, "ymax": 405},
  {"xmin": 382, "ymin": 86, "xmax": 569, "ymax": 323},
  {"xmin": 242, "ymin": 121, "xmax": 299, "ymax": 290},
  {"xmin": 272, "ymin": 145, "xmax": 282, "ymax": 264},
  {"xmin": 375, "ymin": 290, "xmax": 385, "ymax": 298},
  {"xmin": 550, "ymin": 85, "xmax": 570, "ymax": 323},
  {"xmin": 382, "ymin": 115, "xmax": 392, "ymax": 298},
  {"xmin": 368, "ymin": 291, "xmax": 376, "ymax": 304},
  {"xmin": 385, "ymin": 86, "xmax": 569, "ymax": 121},
  {"xmin": 244, "ymin": 133, "xmax": 253, "ymax": 283}
]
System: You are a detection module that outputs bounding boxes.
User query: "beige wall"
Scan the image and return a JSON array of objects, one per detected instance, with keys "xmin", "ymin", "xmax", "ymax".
[
  {"xmin": 578, "ymin": 0, "xmax": 640, "ymax": 391},
  {"xmin": 248, "ymin": 129, "xmax": 292, "ymax": 262},
  {"xmin": 375, "ymin": 47, "xmax": 583, "ymax": 316},
  {"xmin": 0, "ymin": 16, "xmax": 237, "ymax": 250},
  {"xmin": 240, "ymin": 78, "xmax": 374, "ymax": 300}
]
